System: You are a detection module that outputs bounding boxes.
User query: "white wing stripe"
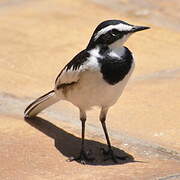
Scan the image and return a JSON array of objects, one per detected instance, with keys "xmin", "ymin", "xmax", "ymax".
[{"xmin": 55, "ymin": 47, "xmax": 103, "ymax": 87}]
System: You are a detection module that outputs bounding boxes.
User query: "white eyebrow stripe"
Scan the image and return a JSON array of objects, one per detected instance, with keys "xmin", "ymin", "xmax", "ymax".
[{"xmin": 94, "ymin": 24, "xmax": 132, "ymax": 40}]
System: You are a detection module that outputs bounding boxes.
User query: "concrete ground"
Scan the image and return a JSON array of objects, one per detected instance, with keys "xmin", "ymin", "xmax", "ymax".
[{"xmin": 0, "ymin": 0, "xmax": 180, "ymax": 179}]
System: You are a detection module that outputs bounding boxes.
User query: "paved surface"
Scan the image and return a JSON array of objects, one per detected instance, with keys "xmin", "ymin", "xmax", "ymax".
[
  {"xmin": 93, "ymin": 0, "xmax": 180, "ymax": 31},
  {"xmin": 0, "ymin": 0, "xmax": 180, "ymax": 179}
]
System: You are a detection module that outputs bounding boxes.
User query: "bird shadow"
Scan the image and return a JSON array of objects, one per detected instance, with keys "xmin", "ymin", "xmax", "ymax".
[{"xmin": 25, "ymin": 116, "xmax": 135, "ymax": 166}]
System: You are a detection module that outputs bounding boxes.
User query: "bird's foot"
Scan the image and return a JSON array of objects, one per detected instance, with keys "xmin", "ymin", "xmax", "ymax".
[
  {"xmin": 67, "ymin": 150, "xmax": 94, "ymax": 165},
  {"xmin": 101, "ymin": 148, "xmax": 128, "ymax": 163}
]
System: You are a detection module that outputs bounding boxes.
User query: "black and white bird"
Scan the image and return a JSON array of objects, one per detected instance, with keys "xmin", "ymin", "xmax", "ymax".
[{"xmin": 24, "ymin": 20, "xmax": 150, "ymax": 163}]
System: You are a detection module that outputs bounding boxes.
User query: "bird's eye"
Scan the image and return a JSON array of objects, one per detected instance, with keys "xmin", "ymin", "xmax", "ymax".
[{"xmin": 110, "ymin": 29, "xmax": 119, "ymax": 37}]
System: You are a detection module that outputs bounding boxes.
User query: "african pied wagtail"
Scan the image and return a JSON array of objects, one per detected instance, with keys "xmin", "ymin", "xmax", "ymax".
[{"xmin": 24, "ymin": 20, "xmax": 150, "ymax": 164}]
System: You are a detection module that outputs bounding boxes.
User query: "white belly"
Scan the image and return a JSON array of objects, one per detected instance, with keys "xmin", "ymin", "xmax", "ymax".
[{"xmin": 58, "ymin": 62, "xmax": 135, "ymax": 110}]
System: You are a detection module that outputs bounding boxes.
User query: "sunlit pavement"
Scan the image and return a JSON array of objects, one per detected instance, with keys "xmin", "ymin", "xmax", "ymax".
[{"xmin": 0, "ymin": 0, "xmax": 179, "ymax": 179}]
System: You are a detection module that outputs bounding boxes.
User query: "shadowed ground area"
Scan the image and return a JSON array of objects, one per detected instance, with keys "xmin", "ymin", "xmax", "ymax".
[
  {"xmin": 25, "ymin": 117, "xmax": 135, "ymax": 166},
  {"xmin": 0, "ymin": 0, "xmax": 180, "ymax": 179}
]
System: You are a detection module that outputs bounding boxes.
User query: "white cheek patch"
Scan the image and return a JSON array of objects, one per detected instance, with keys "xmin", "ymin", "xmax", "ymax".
[
  {"xmin": 95, "ymin": 23, "xmax": 132, "ymax": 40},
  {"xmin": 109, "ymin": 34, "xmax": 131, "ymax": 49}
]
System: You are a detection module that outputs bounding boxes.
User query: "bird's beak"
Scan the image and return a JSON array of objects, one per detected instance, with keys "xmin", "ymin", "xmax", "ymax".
[{"xmin": 131, "ymin": 26, "xmax": 150, "ymax": 33}]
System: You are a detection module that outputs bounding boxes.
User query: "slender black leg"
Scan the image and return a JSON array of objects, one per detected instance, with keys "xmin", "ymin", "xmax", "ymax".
[
  {"xmin": 100, "ymin": 108, "xmax": 127, "ymax": 163},
  {"xmin": 81, "ymin": 118, "xmax": 85, "ymax": 152},
  {"xmin": 68, "ymin": 109, "xmax": 94, "ymax": 164},
  {"xmin": 101, "ymin": 120, "xmax": 112, "ymax": 149}
]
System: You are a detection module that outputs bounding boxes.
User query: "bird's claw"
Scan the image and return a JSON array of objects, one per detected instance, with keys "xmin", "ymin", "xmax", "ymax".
[
  {"xmin": 100, "ymin": 148, "xmax": 128, "ymax": 163},
  {"xmin": 67, "ymin": 149, "xmax": 94, "ymax": 164}
]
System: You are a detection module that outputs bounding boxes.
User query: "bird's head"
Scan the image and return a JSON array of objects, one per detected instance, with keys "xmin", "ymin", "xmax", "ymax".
[{"xmin": 87, "ymin": 20, "xmax": 150, "ymax": 50}]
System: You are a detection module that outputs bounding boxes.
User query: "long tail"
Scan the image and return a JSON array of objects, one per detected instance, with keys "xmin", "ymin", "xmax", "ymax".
[{"xmin": 24, "ymin": 90, "xmax": 59, "ymax": 118}]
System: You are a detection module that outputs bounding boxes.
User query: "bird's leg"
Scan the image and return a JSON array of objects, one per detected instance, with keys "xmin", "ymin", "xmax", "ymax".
[
  {"xmin": 100, "ymin": 108, "xmax": 127, "ymax": 163},
  {"xmin": 68, "ymin": 109, "xmax": 94, "ymax": 164}
]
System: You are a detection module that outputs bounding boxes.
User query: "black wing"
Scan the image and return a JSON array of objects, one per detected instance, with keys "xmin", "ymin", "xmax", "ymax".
[{"xmin": 55, "ymin": 50, "xmax": 89, "ymax": 87}]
